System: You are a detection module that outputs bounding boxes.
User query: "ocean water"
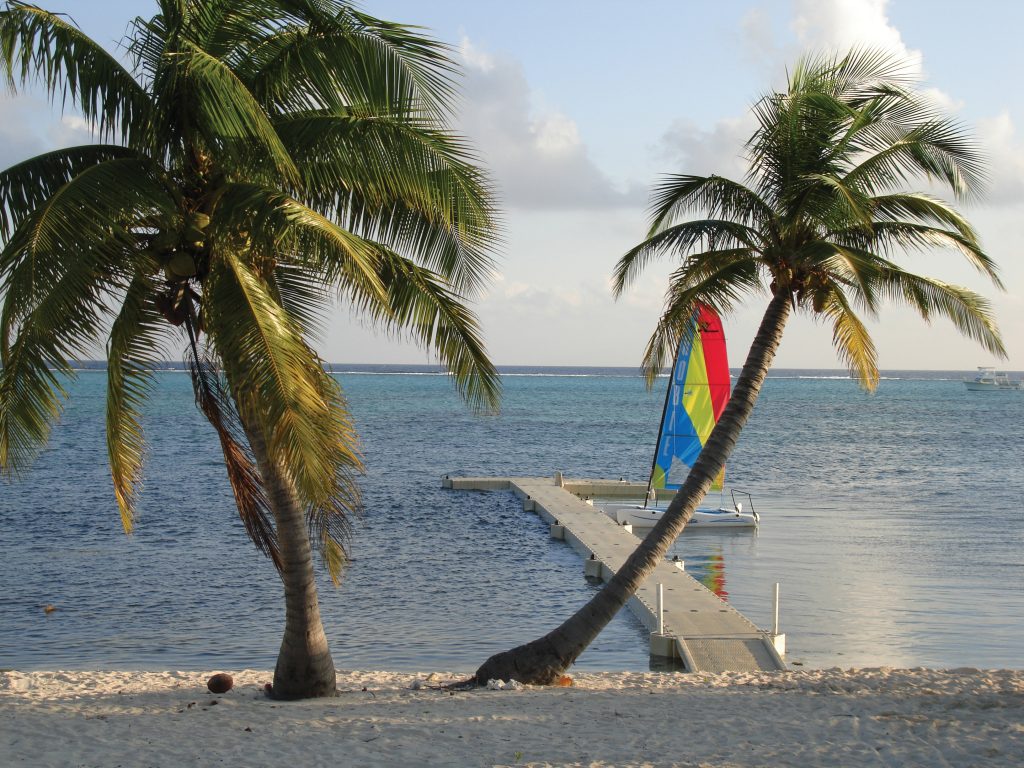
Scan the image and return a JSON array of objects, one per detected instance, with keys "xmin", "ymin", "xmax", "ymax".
[{"xmin": 1, "ymin": 367, "xmax": 1022, "ymax": 672}]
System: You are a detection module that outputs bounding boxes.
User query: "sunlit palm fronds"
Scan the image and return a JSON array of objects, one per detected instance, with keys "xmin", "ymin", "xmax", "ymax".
[
  {"xmin": 616, "ymin": 47, "xmax": 1003, "ymax": 389},
  {"xmin": 0, "ymin": 0, "xmax": 499, "ymax": 583}
]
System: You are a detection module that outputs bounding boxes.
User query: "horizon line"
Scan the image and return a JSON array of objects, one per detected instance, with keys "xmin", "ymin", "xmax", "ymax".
[{"xmin": 64, "ymin": 360, "xmax": 1005, "ymax": 373}]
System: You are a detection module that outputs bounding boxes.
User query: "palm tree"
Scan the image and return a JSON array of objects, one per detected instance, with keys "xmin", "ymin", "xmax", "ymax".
[
  {"xmin": 0, "ymin": 0, "xmax": 499, "ymax": 699},
  {"xmin": 473, "ymin": 49, "xmax": 1004, "ymax": 685}
]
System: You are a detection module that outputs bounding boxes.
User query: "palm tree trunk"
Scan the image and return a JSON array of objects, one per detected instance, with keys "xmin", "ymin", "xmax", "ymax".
[
  {"xmin": 474, "ymin": 291, "xmax": 793, "ymax": 685},
  {"xmin": 241, "ymin": 413, "xmax": 337, "ymax": 700}
]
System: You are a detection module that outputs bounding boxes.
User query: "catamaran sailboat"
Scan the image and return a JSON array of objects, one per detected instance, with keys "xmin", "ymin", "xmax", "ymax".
[{"xmin": 601, "ymin": 304, "xmax": 758, "ymax": 530}]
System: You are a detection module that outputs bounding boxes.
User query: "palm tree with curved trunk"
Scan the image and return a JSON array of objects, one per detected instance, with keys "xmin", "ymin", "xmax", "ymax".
[
  {"xmin": 474, "ymin": 49, "xmax": 1004, "ymax": 685},
  {"xmin": 0, "ymin": 0, "xmax": 499, "ymax": 699}
]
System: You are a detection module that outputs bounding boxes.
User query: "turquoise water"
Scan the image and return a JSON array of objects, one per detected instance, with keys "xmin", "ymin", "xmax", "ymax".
[{"xmin": 1, "ymin": 368, "xmax": 1022, "ymax": 671}]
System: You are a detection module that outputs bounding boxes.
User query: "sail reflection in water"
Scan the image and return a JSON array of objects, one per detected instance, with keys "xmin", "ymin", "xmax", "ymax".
[{"xmin": 666, "ymin": 544, "xmax": 729, "ymax": 599}]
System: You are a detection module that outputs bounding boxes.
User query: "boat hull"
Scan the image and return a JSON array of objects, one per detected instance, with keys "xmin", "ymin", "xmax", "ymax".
[
  {"xmin": 601, "ymin": 502, "xmax": 758, "ymax": 529},
  {"xmin": 964, "ymin": 381, "xmax": 1022, "ymax": 391},
  {"xmin": 964, "ymin": 368, "xmax": 1023, "ymax": 391}
]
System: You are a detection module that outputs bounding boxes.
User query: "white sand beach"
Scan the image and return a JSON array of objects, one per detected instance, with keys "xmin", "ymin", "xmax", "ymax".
[{"xmin": 2, "ymin": 668, "xmax": 1021, "ymax": 767}]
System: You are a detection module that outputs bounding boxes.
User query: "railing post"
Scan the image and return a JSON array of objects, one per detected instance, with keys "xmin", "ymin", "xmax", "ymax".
[
  {"xmin": 772, "ymin": 582, "xmax": 780, "ymax": 636},
  {"xmin": 657, "ymin": 582, "xmax": 664, "ymax": 635}
]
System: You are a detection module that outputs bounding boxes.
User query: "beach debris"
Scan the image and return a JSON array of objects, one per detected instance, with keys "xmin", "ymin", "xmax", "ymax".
[
  {"xmin": 43, "ymin": 604, "xmax": 57, "ymax": 614},
  {"xmin": 206, "ymin": 673, "xmax": 233, "ymax": 694},
  {"xmin": 486, "ymin": 678, "xmax": 524, "ymax": 691}
]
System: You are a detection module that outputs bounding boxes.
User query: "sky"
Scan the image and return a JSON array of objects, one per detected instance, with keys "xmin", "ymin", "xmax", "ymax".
[{"xmin": 1, "ymin": 0, "xmax": 1022, "ymax": 370}]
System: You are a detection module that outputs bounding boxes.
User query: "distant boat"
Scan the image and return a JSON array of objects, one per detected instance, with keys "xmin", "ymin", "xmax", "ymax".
[
  {"xmin": 602, "ymin": 304, "xmax": 758, "ymax": 530},
  {"xmin": 964, "ymin": 367, "xmax": 1023, "ymax": 391}
]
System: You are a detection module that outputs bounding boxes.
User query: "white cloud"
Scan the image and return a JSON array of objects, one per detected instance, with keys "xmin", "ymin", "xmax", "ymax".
[
  {"xmin": 458, "ymin": 37, "xmax": 495, "ymax": 73},
  {"xmin": 655, "ymin": 114, "xmax": 757, "ymax": 181},
  {"xmin": 919, "ymin": 87, "xmax": 963, "ymax": 114},
  {"xmin": 454, "ymin": 36, "xmax": 644, "ymax": 211},
  {"xmin": 50, "ymin": 114, "xmax": 96, "ymax": 146},
  {"xmin": 791, "ymin": 0, "xmax": 921, "ymax": 74},
  {"xmin": 0, "ymin": 97, "xmax": 101, "ymax": 172},
  {"xmin": 740, "ymin": 8, "xmax": 780, "ymax": 70},
  {"xmin": 976, "ymin": 112, "xmax": 1024, "ymax": 206}
]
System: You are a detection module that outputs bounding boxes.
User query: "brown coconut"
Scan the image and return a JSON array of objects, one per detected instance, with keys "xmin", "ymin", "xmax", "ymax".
[{"xmin": 207, "ymin": 673, "xmax": 234, "ymax": 694}]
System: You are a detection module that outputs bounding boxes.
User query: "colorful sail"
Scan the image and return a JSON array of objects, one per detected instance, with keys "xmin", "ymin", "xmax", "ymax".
[{"xmin": 650, "ymin": 304, "xmax": 731, "ymax": 492}]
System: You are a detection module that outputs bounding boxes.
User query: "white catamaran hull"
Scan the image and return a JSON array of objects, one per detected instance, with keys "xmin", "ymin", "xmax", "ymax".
[{"xmin": 601, "ymin": 502, "xmax": 759, "ymax": 529}]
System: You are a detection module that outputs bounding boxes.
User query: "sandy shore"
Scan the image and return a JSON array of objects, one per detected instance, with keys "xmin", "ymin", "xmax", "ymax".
[{"xmin": 2, "ymin": 668, "xmax": 1021, "ymax": 767}]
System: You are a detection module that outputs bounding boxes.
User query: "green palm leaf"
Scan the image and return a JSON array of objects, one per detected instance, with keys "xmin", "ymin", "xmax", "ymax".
[
  {"xmin": 614, "ymin": 219, "xmax": 762, "ymax": 297},
  {"xmin": 0, "ymin": 144, "xmax": 135, "ymax": 240},
  {"xmin": 377, "ymin": 251, "xmax": 500, "ymax": 412},
  {"xmin": 203, "ymin": 247, "xmax": 362, "ymax": 509},
  {"xmin": 105, "ymin": 272, "xmax": 169, "ymax": 533},
  {"xmin": 173, "ymin": 40, "xmax": 300, "ymax": 184},
  {"xmin": 1, "ymin": 0, "xmax": 500, "ymax": 698},
  {"xmin": 617, "ymin": 46, "xmax": 1004, "ymax": 395},
  {"xmin": 277, "ymin": 109, "xmax": 497, "ymax": 295}
]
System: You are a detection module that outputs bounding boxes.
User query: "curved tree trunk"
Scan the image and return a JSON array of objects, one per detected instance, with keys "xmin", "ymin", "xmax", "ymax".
[
  {"xmin": 242, "ymin": 414, "xmax": 337, "ymax": 700},
  {"xmin": 474, "ymin": 291, "xmax": 793, "ymax": 685}
]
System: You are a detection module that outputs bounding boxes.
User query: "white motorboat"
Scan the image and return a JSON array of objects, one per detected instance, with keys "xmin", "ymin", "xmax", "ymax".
[{"xmin": 963, "ymin": 367, "xmax": 1022, "ymax": 391}]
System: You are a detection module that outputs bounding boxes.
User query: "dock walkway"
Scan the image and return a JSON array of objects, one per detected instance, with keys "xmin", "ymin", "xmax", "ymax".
[{"xmin": 444, "ymin": 475, "xmax": 786, "ymax": 673}]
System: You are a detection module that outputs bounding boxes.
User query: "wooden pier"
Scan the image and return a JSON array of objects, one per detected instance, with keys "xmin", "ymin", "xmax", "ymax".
[{"xmin": 444, "ymin": 474, "xmax": 786, "ymax": 673}]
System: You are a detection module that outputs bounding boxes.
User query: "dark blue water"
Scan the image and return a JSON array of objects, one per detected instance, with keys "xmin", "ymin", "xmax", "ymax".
[{"xmin": 1, "ymin": 368, "xmax": 1022, "ymax": 671}]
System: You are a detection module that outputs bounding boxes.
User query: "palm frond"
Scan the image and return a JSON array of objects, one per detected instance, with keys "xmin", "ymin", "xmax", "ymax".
[
  {"xmin": 275, "ymin": 109, "xmax": 498, "ymax": 295},
  {"xmin": 186, "ymin": 341, "xmax": 282, "ymax": 570},
  {"xmin": 211, "ymin": 183, "xmax": 389, "ymax": 309},
  {"xmin": 1, "ymin": 155, "xmax": 174, "ymax": 357},
  {"xmin": 173, "ymin": 39, "xmax": 299, "ymax": 184},
  {"xmin": 105, "ymin": 271, "xmax": 169, "ymax": 533},
  {"xmin": 878, "ymin": 271, "xmax": 1005, "ymax": 357},
  {"xmin": 0, "ymin": 144, "xmax": 135, "ymax": 241},
  {"xmin": 641, "ymin": 257, "xmax": 763, "ymax": 385},
  {"xmin": 302, "ymin": 366, "xmax": 361, "ymax": 585},
  {"xmin": 846, "ymin": 220, "xmax": 1001, "ymax": 288},
  {"xmin": 845, "ymin": 120, "xmax": 986, "ymax": 200},
  {"xmin": 817, "ymin": 289, "xmax": 879, "ymax": 389},
  {"xmin": 0, "ymin": 152, "xmax": 178, "ymax": 476},
  {"xmin": 0, "ymin": 237, "xmax": 117, "ymax": 474},
  {"xmin": 613, "ymin": 219, "xmax": 762, "ymax": 297},
  {"xmin": 377, "ymin": 250, "xmax": 500, "ymax": 412},
  {"xmin": 647, "ymin": 174, "xmax": 774, "ymax": 236},
  {"xmin": 202, "ymin": 247, "xmax": 363, "ymax": 513},
  {"xmin": 240, "ymin": 2, "xmax": 457, "ymax": 119}
]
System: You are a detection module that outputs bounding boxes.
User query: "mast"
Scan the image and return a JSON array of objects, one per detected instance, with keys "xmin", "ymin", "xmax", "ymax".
[{"xmin": 643, "ymin": 342, "xmax": 680, "ymax": 509}]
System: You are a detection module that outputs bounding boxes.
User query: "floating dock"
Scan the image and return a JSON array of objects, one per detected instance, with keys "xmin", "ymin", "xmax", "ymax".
[{"xmin": 444, "ymin": 475, "xmax": 786, "ymax": 673}]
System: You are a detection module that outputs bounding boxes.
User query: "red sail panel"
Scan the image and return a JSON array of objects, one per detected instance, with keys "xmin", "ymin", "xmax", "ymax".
[{"xmin": 696, "ymin": 304, "xmax": 730, "ymax": 419}]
